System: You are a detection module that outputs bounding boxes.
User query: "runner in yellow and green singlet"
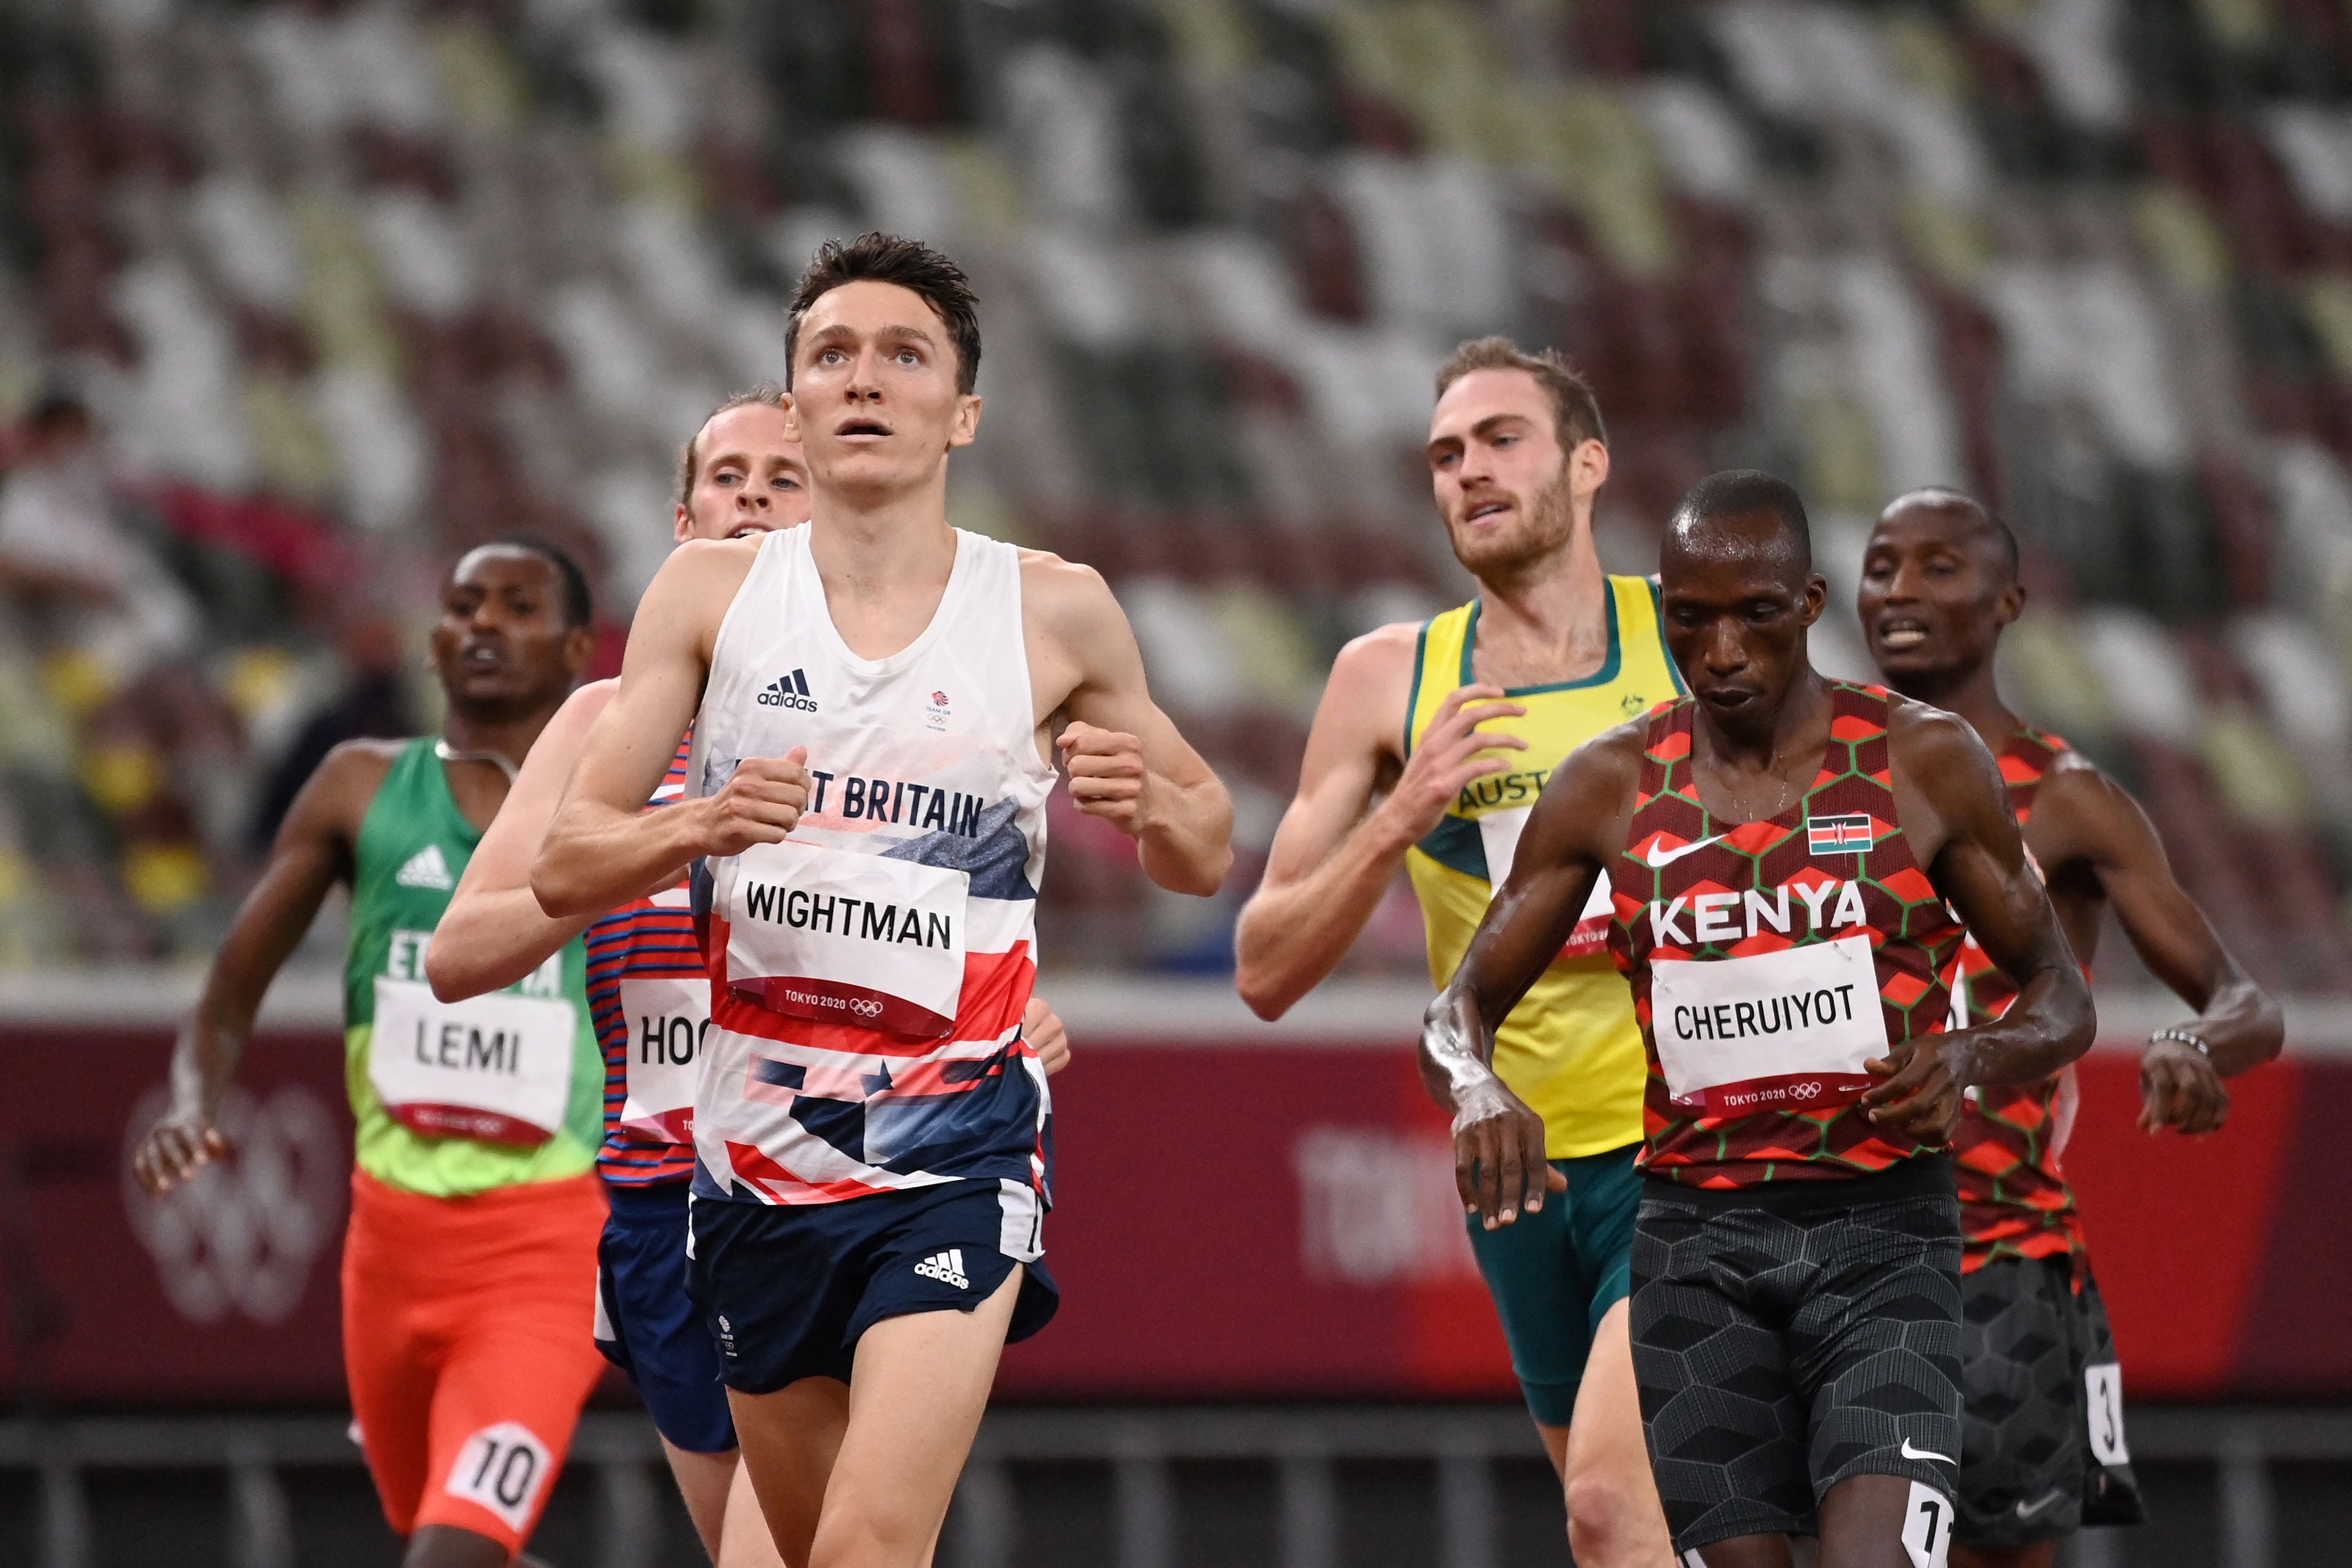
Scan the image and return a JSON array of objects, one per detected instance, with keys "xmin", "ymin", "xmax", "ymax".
[
  {"xmin": 1403, "ymin": 576, "xmax": 1681, "ymax": 1162},
  {"xmin": 134, "ymin": 539, "xmax": 603, "ymax": 1568},
  {"xmin": 1239, "ymin": 339, "xmax": 1676, "ymax": 1565}
]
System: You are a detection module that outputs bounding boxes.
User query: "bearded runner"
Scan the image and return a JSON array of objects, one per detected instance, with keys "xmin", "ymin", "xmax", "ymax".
[{"xmin": 1237, "ymin": 338, "xmax": 1677, "ymax": 1567}]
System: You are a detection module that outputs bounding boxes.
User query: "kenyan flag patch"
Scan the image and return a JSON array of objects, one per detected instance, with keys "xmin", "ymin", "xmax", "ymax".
[{"xmin": 1805, "ymin": 812, "xmax": 1876, "ymax": 854}]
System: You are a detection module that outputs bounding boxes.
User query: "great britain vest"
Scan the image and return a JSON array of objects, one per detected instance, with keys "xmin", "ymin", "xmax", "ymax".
[
  {"xmin": 686, "ymin": 526, "xmax": 1055, "ymax": 1207},
  {"xmin": 1944, "ymin": 725, "xmax": 2084, "ymax": 1268},
  {"xmin": 1606, "ymin": 683, "xmax": 1964, "ymax": 1187}
]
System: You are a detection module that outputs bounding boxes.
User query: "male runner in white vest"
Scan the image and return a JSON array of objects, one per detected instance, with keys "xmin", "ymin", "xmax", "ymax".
[
  {"xmin": 532, "ymin": 233, "xmax": 1235, "ymax": 1568},
  {"xmin": 430, "ymin": 387, "xmax": 1073, "ymax": 1567}
]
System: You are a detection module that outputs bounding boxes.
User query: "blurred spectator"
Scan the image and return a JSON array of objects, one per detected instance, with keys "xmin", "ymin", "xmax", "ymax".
[
  {"xmin": 0, "ymin": 0, "xmax": 2349, "ymax": 991},
  {"xmin": 0, "ymin": 393, "xmax": 196, "ymax": 684}
]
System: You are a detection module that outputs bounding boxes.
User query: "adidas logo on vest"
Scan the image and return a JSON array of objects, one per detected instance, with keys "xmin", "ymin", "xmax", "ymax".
[
  {"xmin": 757, "ymin": 669, "xmax": 818, "ymax": 712},
  {"xmin": 913, "ymin": 1248, "xmax": 969, "ymax": 1290},
  {"xmin": 395, "ymin": 844, "xmax": 454, "ymax": 891}
]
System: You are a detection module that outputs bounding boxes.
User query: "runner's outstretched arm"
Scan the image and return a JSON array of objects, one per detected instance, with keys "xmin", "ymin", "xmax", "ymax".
[
  {"xmin": 132, "ymin": 744, "xmax": 377, "ymax": 1193},
  {"xmin": 1424, "ymin": 727, "xmax": 1644, "ymax": 1230},
  {"xmin": 534, "ymin": 540, "xmax": 793, "ymax": 917},
  {"xmin": 2034, "ymin": 763, "xmax": 2282, "ymax": 1134},
  {"xmin": 426, "ymin": 681, "xmax": 612, "ymax": 1001},
  {"xmin": 1030, "ymin": 556, "xmax": 1234, "ymax": 896},
  {"xmin": 1235, "ymin": 625, "xmax": 1527, "ymax": 1018},
  {"xmin": 1862, "ymin": 706, "xmax": 2095, "ymax": 1140}
]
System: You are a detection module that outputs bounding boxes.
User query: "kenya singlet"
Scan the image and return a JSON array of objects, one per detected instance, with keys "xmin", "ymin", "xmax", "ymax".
[
  {"xmin": 345, "ymin": 739, "xmax": 605, "ymax": 1196},
  {"xmin": 687, "ymin": 527, "xmax": 1055, "ymax": 1206},
  {"xmin": 584, "ymin": 736, "xmax": 703, "ymax": 1187},
  {"xmin": 1944, "ymin": 726, "xmax": 2083, "ymax": 1269},
  {"xmin": 1606, "ymin": 683, "xmax": 1964, "ymax": 1187},
  {"xmin": 1406, "ymin": 577, "xmax": 1682, "ymax": 1158}
]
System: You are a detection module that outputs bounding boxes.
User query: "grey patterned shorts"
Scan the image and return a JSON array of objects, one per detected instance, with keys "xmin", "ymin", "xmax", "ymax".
[
  {"xmin": 1955, "ymin": 1253, "xmax": 2145, "ymax": 1545},
  {"xmin": 1631, "ymin": 1157, "xmax": 1965, "ymax": 1554}
]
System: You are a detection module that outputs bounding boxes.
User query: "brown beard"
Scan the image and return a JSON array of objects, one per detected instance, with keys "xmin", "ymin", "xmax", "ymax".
[{"xmin": 1448, "ymin": 467, "xmax": 1577, "ymax": 580}]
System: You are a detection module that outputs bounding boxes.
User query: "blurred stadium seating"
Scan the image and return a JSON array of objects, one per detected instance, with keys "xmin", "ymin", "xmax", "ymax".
[{"xmin": 3, "ymin": 0, "xmax": 2352, "ymax": 991}]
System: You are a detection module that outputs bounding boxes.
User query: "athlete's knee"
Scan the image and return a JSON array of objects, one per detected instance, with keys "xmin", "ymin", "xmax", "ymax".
[
  {"xmin": 1563, "ymin": 1468, "xmax": 1655, "ymax": 1563},
  {"xmin": 807, "ymin": 1507, "xmax": 935, "ymax": 1568},
  {"xmin": 402, "ymin": 1524, "xmax": 514, "ymax": 1568}
]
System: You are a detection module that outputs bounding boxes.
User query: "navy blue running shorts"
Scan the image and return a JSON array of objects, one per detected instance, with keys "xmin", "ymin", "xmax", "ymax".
[
  {"xmin": 686, "ymin": 1177, "xmax": 1058, "ymax": 1395},
  {"xmin": 596, "ymin": 1179, "xmax": 738, "ymax": 1455}
]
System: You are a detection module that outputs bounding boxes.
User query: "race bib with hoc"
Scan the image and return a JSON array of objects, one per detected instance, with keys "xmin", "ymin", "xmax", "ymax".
[
  {"xmin": 369, "ymin": 979, "xmax": 576, "ymax": 1145},
  {"xmin": 722, "ymin": 840, "xmax": 969, "ymax": 1037},
  {"xmin": 618, "ymin": 974, "xmax": 708, "ymax": 1140},
  {"xmin": 1650, "ymin": 934, "xmax": 1889, "ymax": 1113}
]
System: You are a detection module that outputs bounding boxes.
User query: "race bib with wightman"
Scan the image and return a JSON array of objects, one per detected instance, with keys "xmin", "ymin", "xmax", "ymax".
[
  {"xmin": 721, "ymin": 840, "xmax": 969, "ymax": 1038},
  {"xmin": 369, "ymin": 978, "xmax": 577, "ymax": 1145},
  {"xmin": 1649, "ymin": 934, "xmax": 1889, "ymax": 1113}
]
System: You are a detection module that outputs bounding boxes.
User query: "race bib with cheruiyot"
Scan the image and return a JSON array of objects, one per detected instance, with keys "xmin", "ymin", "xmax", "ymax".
[
  {"xmin": 369, "ymin": 978, "xmax": 577, "ymax": 1145},
  {"xmin": 618, "ymin": 974, "xmax": 708, "ymax": 1140},
  {"xmin": 1650, "ymin": 934, "xmax": 1889, "ymax": 1113},
  {"xmin": 721, "ymin": 840, "xmax": 969, "ymax": 1038}
]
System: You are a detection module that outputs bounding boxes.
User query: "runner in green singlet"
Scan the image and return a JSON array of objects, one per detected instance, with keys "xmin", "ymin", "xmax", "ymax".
[{"xmin": 133, "ymin": 538, "xmax": 601, "ymax": 1568}]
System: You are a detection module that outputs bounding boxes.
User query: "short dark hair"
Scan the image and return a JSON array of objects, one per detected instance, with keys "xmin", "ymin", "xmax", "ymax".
[
  {"xmin": 1880, "ymin": 486, "xmax": 2018, "ymax": 581},
  {"xmin": 677, "ymin": 382, "xmax": 790, "ymax": 508},
  {"xmin": 785, "ymin": 232, "xmax": 982, "ymax": 395},
  {"xmin": 1671, "ymin": 470, "xmax": 1813, "ymax": 572},
  {"xmin": 475, "ymin": 533, "xmax": 593, "ymax": 629},
  {"xmin": 1434, "ymin": 336, "xmax": 1606, "ymax": 452}
]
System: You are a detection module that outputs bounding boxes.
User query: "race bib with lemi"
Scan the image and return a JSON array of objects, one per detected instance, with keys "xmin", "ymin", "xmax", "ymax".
[
  {"xmin": 722, "ymin": 840, "xmax": 969, "ymax": 1037},
  {"xmin": 370, "ymin": 978, "xmax": 577, "ymax": 1145},
  {"xmin": 618, "ymin": 974, "xmax": 708, "ymax": 1140},
  {"xmin": 1650, "ymin": 934, "xmax": 1889, "ymax": 1113}
]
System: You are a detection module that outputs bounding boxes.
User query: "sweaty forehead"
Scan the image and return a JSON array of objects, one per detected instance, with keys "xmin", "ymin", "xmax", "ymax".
[{"xmin": 1661, "ymin": 509, "xmax": 1807, "ymax": 589}]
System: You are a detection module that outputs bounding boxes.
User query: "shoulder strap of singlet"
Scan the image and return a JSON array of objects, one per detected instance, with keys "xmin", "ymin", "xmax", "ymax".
[
  {"xmin": 1402, "ymin": 602, "xmax": 1475, "ymax": 759},
  {"xmin": 1633, "ymin": 698, "xmax": 1691, "ymax": 806},
  {"xmin": 1619, "ymin": 575, "xmax": 1688, "ymax": 696}
]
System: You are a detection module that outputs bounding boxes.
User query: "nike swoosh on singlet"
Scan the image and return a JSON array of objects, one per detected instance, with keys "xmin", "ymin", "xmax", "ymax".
[
  {"xmin": 1644, "ymin": 834, "xmax": 1725, "ymax": 868},
  {"xmin": 1901, "ymin": 1438, "xmax": 1957, "ymax": 1465},
  {"xmin": 2015, "ymin": 1489, "xmax": 2067, "ymax": 1519}
]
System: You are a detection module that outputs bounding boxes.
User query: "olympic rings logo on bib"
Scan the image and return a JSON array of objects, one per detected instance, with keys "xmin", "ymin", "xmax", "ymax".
[{"xmin": 850, "ymin": 999, "xmax": 883, "ymax": 1019}]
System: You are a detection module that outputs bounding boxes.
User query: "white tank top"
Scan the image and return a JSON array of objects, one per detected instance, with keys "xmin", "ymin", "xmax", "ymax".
[{"xmin": 686, "ymin": 525, "xmax": 1056, "ymax": 1206}]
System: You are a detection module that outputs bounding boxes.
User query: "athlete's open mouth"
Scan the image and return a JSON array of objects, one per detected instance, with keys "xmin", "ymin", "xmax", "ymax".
[
  {"xmin": 1876, "ymin": 618, "xmax": 1932, "ymax": 650},
  {"xmin": 459, "ymin": 640, "xmax": 506, "ymax": 670},
  {"xmin": 837, "ymin": 416, "xmax": 892, "ymax": 440},
  {"xmin": 1465, "ymin": 497, "xmax": 1511, "ymax": 523},
  {"xmin": 730, "ymin": 521, "xmax": 776, "ymax": 539}
]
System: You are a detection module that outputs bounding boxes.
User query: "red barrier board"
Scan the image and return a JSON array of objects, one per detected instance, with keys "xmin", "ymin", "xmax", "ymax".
[{"xmin": 0, "ymin": 1028, "xmax": 2341, "ymax": 1407}]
